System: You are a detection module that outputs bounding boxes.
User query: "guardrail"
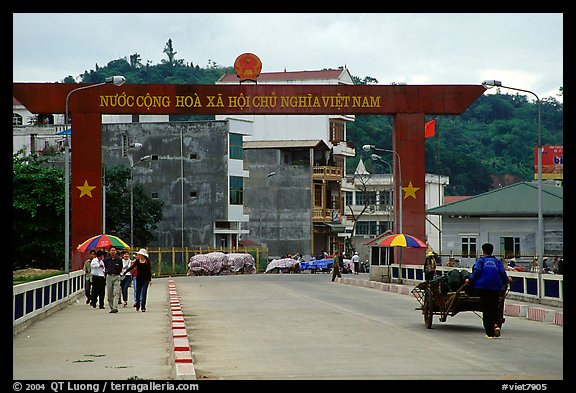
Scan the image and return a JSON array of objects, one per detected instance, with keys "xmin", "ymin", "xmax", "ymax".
[
  {"xmin": 13, "ymin": 270, "xmax": 85, "ymax": 334},
  {"xmin": 371, "ymin": 264, "xmax": 563, "ymax": 307}
]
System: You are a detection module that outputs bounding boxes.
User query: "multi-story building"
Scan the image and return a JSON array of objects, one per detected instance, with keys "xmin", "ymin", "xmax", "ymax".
[
  {"xmin": 101, "ymin": 119, "xmax": 252, "ymax": 249},
  {"xmin": 216, "ymin": 68, "xmax": 356, "ymax": 256}
]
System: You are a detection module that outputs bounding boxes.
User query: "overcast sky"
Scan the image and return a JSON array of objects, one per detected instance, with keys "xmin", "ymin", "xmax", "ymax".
[{"xmin": 13, "ymin": 13, "xmax": 563, "ymax": 102}]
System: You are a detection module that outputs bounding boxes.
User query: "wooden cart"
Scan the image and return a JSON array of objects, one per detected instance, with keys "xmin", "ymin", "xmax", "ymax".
[{"xmin": 411, "ymin": 279, "xmax": 508, "ymax": 329}]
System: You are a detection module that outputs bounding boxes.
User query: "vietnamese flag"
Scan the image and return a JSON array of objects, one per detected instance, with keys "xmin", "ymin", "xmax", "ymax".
[{"xmin": 425, "ymin": 119, "xmax": 436, "ymax": 138}]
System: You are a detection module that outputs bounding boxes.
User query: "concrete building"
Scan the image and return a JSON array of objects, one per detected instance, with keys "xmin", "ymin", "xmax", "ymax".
[
  {"xmin": 101, "ymin": 119, "xmax": 252, "ymax": 249},
  {"xmin": 427, "ymin": 181, "xmax": 563, "ymax": 267},
  {"xmin": 216, "ymin": 68, "xmax": 356, "ymax": 256},
  {"xmin": 242, "ymin": 140, "xmax": 341, "ymax": 259}
]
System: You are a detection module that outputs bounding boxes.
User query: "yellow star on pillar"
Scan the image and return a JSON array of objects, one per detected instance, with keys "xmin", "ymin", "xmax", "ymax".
[
  {"xmin": 402, "ymin": 181, "xmax": 420, "ymax": 199},
  {"xmin": 77, "ymin": 180, "xmax": 96, "ymax": 198}
]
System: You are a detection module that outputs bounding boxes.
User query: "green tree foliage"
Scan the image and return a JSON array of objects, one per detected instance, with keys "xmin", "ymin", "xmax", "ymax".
[
  {"xmin": 349, "ymin": 88, "xmax": 563, "ymax": 195},
  {"xmin": 13, "ymin": 151, "xmax": 64, "ymax": 270},
  {"xmin": 103, "ymin": 166, "xmax": 163, "ymax": 248}
]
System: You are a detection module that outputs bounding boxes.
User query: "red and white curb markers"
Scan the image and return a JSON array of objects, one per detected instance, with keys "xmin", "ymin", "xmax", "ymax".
[{"xmin": 167, "ymin": 279, "xmax": 196, "ymax": 380}]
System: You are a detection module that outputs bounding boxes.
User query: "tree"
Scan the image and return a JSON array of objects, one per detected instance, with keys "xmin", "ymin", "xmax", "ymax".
[
  {"xmin": 13, "ymin": 151, "xmax": 65, "ymax": 270},
  {"xmin": 163, "ymin": 39, "xmax": 177, "ymax": 65},
  {"xmin": 104, "ymin": 166, "xmax": 163, "ymax": 247}
]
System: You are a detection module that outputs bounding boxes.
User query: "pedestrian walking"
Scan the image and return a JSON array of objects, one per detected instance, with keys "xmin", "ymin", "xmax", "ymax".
[
  {"xmin": 90, "ymin": 250, "xmax": 106, "ymax": 309},
  {"xmin": 352, "ymin": 252, "xmax": 360, "ymax": 275},
  {"xmin": 123, "ymin": 248, "xmax": 152, "ymax": 312},
  {"xmin": 83, "ymin": 249, "xmax": 96, "ymax": 304},
  {"xmin": 103, "ymin": 245, "xmax": 123, "ymax": 313},
  {"xmin": 331, "ymin": 251, "xmax": 342, "ymax": 282},
  {"xmin": 120, "ymin": 251, "xmax": 133, "ymax": 308},
  {"xmin": 465, "ymin": 243, "xmax": 512, "ymax": 338}
]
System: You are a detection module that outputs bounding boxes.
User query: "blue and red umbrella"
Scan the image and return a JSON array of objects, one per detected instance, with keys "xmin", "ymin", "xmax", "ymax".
[{"xmin": 375, "ymin": 233, "xmax": 427, "ymax": 248}]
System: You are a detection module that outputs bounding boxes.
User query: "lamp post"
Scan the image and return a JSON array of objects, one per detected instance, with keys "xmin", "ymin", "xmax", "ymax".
[
  {"xmin": 363, "ymin": 145, "xmax": 402, "ymax": 233},
  {"xmin": 482, "ymin": 80, "xmax": 543, "ymax": 280},
  {"xmin": 102, "ymin": 142, "xmax": 142, "ymax": 233},
  {"xmin": 370, "ymin": 154, "xmax": 393, "ymax": 234},
  {"xmin": 364, "ymin": 145, "xmax": 404, "ymax": 283},
  {"xmin": 64, "ymin": 76, "xmax": 125, "ymax": 272},
  {"xmin": 131, "ymin": 155, "xmax": 152, "ymax": 250}
]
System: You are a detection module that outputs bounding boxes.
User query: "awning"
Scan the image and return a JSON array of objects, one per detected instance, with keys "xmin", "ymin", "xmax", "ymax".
[{"xmin": 325, "ymin": 222, "xmax": 346, "ymax": 233}]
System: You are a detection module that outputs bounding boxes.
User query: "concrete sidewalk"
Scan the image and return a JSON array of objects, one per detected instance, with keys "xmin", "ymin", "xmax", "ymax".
[{"xmin": 13, "ymin": 278, "xmax": 173, "ymax": 380}]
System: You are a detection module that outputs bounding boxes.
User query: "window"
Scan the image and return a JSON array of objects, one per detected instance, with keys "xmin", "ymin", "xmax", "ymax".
[
  {"xmin": 500, "ymin": 237, "xmax": 520, "ymax": 259},
  {"xmin": 357, "ymin": 221, "xmax": 377, "ymax": 236},
  {"xmin": 329, "ymin": 120, "xmax": 345, "ymax": 144},
  {"xmin": 13, "ymin": 113, "xmax": 23, "ymax": 126},
  {"xmin": 366, "ymin": 191, "xmax": 377, "ymax": 206},
  {"xmin": 355, "ymin": 191, "xmax": 364, "ymax": 206},
  {"xmin": 345, "ymin": 191, "xmax": 353, "ymax": 206},
  {"xmin": 229, "ymin": 176, "xmax": 244, "ymax": 205},
  {"xmin": 229, "ymin": 133, "xmax": 243, "ymax": 160},
  {"xmin": 461, "ymin": 237, "xmax": 477, "ymax": 258},
  {"xmin": 379, "ymin": 190, "xmax": 392, "ymax": 207}
]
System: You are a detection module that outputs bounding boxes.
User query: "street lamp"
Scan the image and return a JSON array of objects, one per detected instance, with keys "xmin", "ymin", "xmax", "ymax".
[
  {"xmin": 370, "ymin": 154, "xmax": 393, "ymax": 234},
  {"xmin": 102, "ymin": 142, "xmax": 143, "ymax": 233},
  {"xmin": 482, "ymin": 80, "xmax": 543, "ymax": 279},
  {"xmin": 64, "ymin": 76, "xmax": 125, "ymax": 273},
  {"xmin": 131, "ymin": 155, "xmax": 152, "ymax": 250},
  {"xmin": 363, "ymin": 145, "xmax": 402, "ymax": 233}
]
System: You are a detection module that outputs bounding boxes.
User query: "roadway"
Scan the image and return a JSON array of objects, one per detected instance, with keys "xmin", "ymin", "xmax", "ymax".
[{"xmin": 12, "ymin": 273, "xmax": 563, "ymax": 381}]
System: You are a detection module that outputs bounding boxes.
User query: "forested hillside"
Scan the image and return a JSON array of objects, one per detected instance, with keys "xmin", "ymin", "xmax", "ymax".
[{"xmin": 67, "ymin": 42, "xmax": 563, "ymax": 196}]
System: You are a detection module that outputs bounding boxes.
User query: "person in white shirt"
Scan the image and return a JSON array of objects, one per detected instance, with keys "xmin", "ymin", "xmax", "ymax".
[
  {"xmin": 90, "ymin": 250, "xmax": 106, "ymax": 309},
  {"xmin": 120, "ymin": 251, "xmax": 133, "ymax": 308},
  {"xmin": 352, "ymin": 252, "xmax": 360, "ymax": 275}
]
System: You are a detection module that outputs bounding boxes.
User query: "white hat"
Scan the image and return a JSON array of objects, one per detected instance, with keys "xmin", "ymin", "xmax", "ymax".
[
  {"xmin": 354, "ymin": 251, "xmax": 358, "ymax": 255},
  {"xmin": 136, "ymin": 248, "xmax": 149, "ymax": 258}
]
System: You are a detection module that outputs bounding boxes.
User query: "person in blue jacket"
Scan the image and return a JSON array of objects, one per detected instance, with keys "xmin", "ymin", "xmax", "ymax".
[{"xmin": 465, "ymin": 243, "xmax": 512, "ymax": 338}]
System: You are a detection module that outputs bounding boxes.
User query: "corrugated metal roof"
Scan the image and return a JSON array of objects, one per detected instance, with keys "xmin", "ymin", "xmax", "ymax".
[
  {"xmin": 218, "ymin": 69, "xmax": 350, "ymax": 83},
  {"xmin": 243, "ymin": 140, "xmax": 330, "ymax": 151},
  {"xmin": 427, "ymin": 181, "xmax": 563, "ymax": 216}
]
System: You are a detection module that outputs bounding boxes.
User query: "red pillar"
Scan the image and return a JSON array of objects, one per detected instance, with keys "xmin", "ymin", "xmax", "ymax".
[
  {"xmin": 70, "ymin": 112, "xmax": 103, "ymax": 271},
  {"xmin": 393, "ymin": 113, "xmax": 427, "ymax": 265}
]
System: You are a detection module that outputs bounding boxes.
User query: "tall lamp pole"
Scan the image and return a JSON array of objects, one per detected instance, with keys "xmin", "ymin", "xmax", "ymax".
[
  {"xmin": 131, "ymin": 155, "xmax": 152, "ymax": 250},
  {"xmin": 364, "ymin": 145, "xmax": 403, "ymax": 283},
  {"xmin": 103, "ymin": 142, "xmax": 142, "ymax": 233},
  {"xmin": 370, "ymin": 155, "xmax": 393, "ymax": 233},
  {"xmin": 363, "ymin": 145, "xmax": 402, "ymax": 233},
  {"xmin": 482, "ymin": 80, "xmax": 543, "ymax": 282},
  {"xmin": 64, "ymin": 76, "xmax": 125, "ymax": 272}
]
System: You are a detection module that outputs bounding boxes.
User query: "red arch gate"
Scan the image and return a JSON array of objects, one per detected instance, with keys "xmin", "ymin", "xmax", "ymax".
[{"xmin": 13, "ymin": 83, "xmax": 486, "ymax": 270}]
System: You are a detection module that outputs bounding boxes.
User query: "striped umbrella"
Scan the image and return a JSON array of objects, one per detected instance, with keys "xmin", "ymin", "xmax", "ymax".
[
  {"xmin": 77, "ymin": 234, "xmax": 130, "ymax": 252},
  {"xmin": 375, "ymin": 233, "xmax": 427, "ymax": 248}
]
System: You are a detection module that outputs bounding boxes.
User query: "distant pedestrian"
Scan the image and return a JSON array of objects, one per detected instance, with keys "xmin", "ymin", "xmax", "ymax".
[
  {"xmin": 465, "ymin": 243, "xmax": 512, "ymax": 338},
  {"xmin": 352, "ymin": 252, "xmax": 360, "ymax": 275},
  {"xmin": 83, "ymin": 249, "xmax": 96, "ymax": 304},
  {"xmin": 90, "ymin": 250, "xmax": 106, "ymax": 309},
  {"xmin": 103, "ymin": 246, "xmax": 123, "ymax": 313},
  {"xmin": 123, "ymin": 248, "xmax": 152, "ymax": 312},
  {"xmin": 120, "ymin": 251, "xmax": 133, "ymax": 308},
  {"xmin": 331, "ymin": 251, "xmax": 342, "ymax": 282}
]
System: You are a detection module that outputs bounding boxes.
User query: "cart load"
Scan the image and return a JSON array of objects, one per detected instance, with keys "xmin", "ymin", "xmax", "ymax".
[
  {"xmin": 264, "ymin": 258, "xmax": 299, "ymax": 273},
  {"xmin": 187, "ymin": 252, "xmax": 256, "ymax": 276},
  {"xmin": 299, "ymin": 258, "xmax": 333, "ymax": 273}
]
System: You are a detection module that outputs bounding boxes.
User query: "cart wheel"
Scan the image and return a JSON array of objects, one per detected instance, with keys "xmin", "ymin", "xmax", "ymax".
[{"xmin": 424, "ymin": 287, "xmax": 433, "ymax": 329}]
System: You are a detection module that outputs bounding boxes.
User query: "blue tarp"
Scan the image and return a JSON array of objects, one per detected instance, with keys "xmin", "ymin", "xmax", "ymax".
[{"xmin": 55, "ymin": 128, "xmax": 71, "ymax": 135}]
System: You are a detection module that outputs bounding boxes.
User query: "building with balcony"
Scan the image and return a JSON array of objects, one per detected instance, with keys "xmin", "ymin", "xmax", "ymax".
[
  {"xmin": 216, "ymin": 68, "xmax": 356, "ymax": 255},
  {"xmin": 242, "ymin": 140, "xmax": 346, "ymax": 259}
]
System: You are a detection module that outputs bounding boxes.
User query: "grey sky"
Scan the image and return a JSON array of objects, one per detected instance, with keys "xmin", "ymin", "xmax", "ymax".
[{"xmin": 13, "ymin": 13, "xmax": 563, "ymax": 102}]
